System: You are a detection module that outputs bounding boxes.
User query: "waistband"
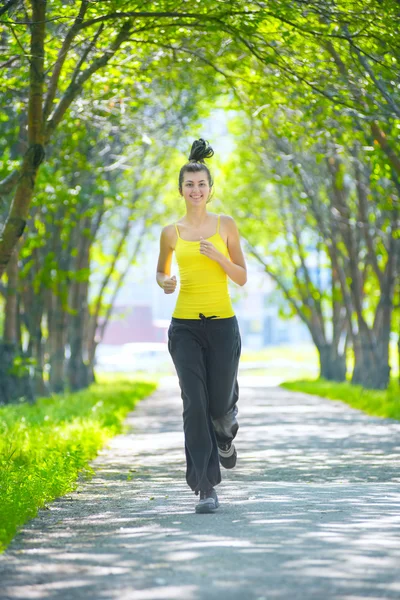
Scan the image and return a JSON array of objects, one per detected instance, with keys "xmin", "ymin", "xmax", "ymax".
[{"xmin": 171, "ymin": 313, "xmax": 236, "ymax": 325}]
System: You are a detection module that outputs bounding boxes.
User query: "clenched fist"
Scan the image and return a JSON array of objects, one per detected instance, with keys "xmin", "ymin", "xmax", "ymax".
[{"xmin": 163, "ymin": 275, "xmax": 177, "ymax": 294}]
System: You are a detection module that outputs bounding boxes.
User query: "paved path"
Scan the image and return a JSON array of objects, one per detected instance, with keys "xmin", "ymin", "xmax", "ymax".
[{"xmin": 1, "ymin": 377, "xmax": 400, "ymax": 600}]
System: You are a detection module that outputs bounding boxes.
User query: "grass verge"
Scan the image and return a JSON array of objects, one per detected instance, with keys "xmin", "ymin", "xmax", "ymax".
[
  {"xmin": 281, "ymin": 377, "xmax": 400, "ymax": 420},
  {"xmin": 0, "ymin": 376, "xmax": 157, "ymax": 552}
]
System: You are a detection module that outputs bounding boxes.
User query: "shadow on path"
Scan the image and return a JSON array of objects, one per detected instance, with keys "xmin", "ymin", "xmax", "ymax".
[{"xmin": 1, "ymin": 381, "xmax": 400, "ymax": 600}]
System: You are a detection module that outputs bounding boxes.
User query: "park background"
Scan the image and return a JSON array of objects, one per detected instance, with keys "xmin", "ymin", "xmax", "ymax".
[{"xmin": 0, "ymin": 0, "xmax": 399, "ymax": 553}]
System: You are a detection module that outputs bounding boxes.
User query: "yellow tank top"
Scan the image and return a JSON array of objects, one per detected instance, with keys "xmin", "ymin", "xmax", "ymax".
[{"xmin": 172, "ymin": 214, "xmax": 235, "ymax": 319}]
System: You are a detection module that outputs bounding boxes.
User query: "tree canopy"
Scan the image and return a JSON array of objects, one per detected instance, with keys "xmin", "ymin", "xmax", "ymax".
[{"xmin": 0, "ymin": 0, "xmax": 398, "ymax": 399}]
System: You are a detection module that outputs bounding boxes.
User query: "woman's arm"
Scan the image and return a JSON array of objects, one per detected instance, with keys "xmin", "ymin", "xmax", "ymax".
[{"xmin": 156, "ymin": 225, "xmax": 177, "ymax": 294}]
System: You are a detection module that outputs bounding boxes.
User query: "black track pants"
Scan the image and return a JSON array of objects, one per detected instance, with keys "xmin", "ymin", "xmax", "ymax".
[{"xmin": 167, "ymin": 313, "xmax": 241, "ymax": 494}]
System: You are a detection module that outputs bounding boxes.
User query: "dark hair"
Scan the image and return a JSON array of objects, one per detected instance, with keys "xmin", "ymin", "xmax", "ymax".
[{"xmin": 179, "ymin": 139, "xmax": 214, "ymax": 203}]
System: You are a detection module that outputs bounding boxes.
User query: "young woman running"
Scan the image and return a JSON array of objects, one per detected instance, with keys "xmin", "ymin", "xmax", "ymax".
[{"xmin": 156, "ymin": 138, "xmax": 247, "ymax": 514}]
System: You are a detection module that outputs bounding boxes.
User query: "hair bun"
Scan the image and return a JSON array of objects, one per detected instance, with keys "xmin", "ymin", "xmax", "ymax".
[{"xmin": 188, "ymin": 138, "xmax": 214, "ymax": 163}]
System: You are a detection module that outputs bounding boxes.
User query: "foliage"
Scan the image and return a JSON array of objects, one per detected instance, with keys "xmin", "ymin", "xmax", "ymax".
[
  {"xmin": 0, "ymin": 377, "xmax": 157, "ymax": 552},
  {"xmin": 1, "ymin": 0, "xmax": 399, "ymax": 392},
  {"xmin": 281, "ymin": 377, "xmax": 400, "ymax": 420}
]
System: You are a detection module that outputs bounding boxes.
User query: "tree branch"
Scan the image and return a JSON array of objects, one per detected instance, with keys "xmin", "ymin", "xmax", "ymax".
[
  {"xmin": 43, "ymin": 0, "xmax": 91, "ymax": 123},
  {"xmin": 44, "ymin": 20, "xmax": 133, "ymax": 142},
  {"xmin": 0, "ymin": 0, "xmax": 19, "ymax": 18}
]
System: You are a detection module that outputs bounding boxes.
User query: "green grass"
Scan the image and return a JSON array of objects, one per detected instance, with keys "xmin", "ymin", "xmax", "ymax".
[
  {"xmin": 281, "ymin": 377, "xmax": 400, "ymax": 420},
  {"xmin": 241, "ymin": 340, "xmax": 399, "ymax": 373},
  {"xmin": 239, "ymin": 340, "xmax": 399, "ymax": 383},
  {"xmin": 238, "ymin": 343, "xmax": 319, "ymax": 380},
  {"xmin": 240, "ymin": 343, "xmax": 319, "ymax": 365},
  {"xmin": 0, "ymin": 376, "xmax": 157, "ymax": 552}
]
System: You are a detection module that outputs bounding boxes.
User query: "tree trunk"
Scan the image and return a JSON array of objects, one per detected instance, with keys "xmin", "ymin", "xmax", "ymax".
[
  {"xmin": 4, "ymin": 247, "xmax": 18, "ymax": 343},
  {"xmin": 317, "ymin": 342, "xmax": 347, "ymax": 381},
  {"xmin": 66, "ymin": 224, "xmax": 91, "ymax": 391},
  {"xmin": 67, "ymin": 279, "xmax": 90, "ymax": 391},
  {"xmin": 22, "ymin": 270, "xmax": 48, "ymax": 397},
  {"xmin": 0, "ymin": 343, "xmax": 32, "ymax": 404},
  {"xmin": 86, "ymin": 331, "xmax": 98, "ymax": 385},
  {"xmin": 0, "ymin": 249, "xmax": 33, "ymax": 404},
  {"xmin": 32, "ymin": 321, "xmax": 48, "ymax": 397},
  {"xmin": 318, "ymin": 343, "xmax": 347, "ymax": 382},
  {"xmin": 27, "ymin": 306, "xmax": 48, "ymax": 397},
  {"xmin": 352, "ymin": 326, "xmax": 391, "ymax": 390},
  {"xmin": 0, "ymin": 0, "xmax": 46, "ymax": 276},
  {"xmin": 352, "ymin": 344, "xmax": 391, "ymax": 389},
  {"xmin": 48, "ymin": 291, "xmax": 67, "ymax": 393},
  {"xmin": 352, "ymin": 233, "xmax": 397, "ymax": 389}
]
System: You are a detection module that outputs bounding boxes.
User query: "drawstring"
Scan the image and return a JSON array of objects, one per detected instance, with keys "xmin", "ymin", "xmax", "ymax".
[{"xmin": 199, "ymin": 313, "xmax": 219, "ymax": 327}]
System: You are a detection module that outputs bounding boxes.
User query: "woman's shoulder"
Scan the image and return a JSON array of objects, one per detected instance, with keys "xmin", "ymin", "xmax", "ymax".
[
  {"xmin": 161, "ymin": 214, "xmax": 235, "ymax": 236},
  {"xmin": 220, "ymin": 214, "xmax": 237, "ymax": 230},
  {"xmin": 162, "ymin": 222, "xmax": 178, "ymax": 233},
  {"xmin": 160, "ymin": 223, "xmax": 178, "ymax": 248},
  {"xmin": 219, "ymin": 213, "xmax": 234, "ymax": 222}
]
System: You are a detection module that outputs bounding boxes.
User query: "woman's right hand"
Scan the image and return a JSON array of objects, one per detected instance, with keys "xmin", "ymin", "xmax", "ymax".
[{"xmin": 163, "ymin": 275, "xmax": 177, "ymax": 294}]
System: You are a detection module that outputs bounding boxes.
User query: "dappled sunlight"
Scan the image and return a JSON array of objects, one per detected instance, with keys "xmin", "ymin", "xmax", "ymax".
[
  {"xmin": 114, "ymin": 585, "xmax": 198, "ymax": 600},
  {"xmin": 1, "ymin": 380, "xmax": 400, "ymax": 599}
]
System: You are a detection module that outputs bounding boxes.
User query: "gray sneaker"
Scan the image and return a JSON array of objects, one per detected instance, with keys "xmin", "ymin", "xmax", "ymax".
[
  {"xmin": 195, "ymin": 488, "xmax": 220, "ymax": 514},
  {"xmin": 218, "ymin": 442, "xmax": 237, "ymax": 469}
]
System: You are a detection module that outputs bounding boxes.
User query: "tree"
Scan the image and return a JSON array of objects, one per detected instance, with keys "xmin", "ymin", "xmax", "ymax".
[{"xmin": 0, "ymin": 0, "xmax": 264, "ymax": 274}]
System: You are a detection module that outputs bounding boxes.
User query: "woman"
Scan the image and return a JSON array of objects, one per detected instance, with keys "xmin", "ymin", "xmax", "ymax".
[{"xmin": 156, "ymin": 138, "xmax": 247, "ymax": 514}]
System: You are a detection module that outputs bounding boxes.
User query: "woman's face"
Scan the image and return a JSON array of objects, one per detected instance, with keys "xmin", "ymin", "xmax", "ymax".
[{"xmin": 180, "ymin": 170, "xmax": 211, "ymax": 206}]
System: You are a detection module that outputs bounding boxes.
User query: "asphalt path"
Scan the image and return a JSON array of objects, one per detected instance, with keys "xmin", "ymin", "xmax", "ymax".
[{"xmin": 1, "ymin": 376, "xmax": 400, "ymax": 600}]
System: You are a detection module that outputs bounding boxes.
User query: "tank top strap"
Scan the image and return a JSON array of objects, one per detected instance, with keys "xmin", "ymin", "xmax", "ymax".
[
  {"xmin": 217, "ymin": 214, "xmax": 220, "ymax": 234},
  {"xmin": 174, "ymin": 223, "xmax": 180, "ymax": 238}
]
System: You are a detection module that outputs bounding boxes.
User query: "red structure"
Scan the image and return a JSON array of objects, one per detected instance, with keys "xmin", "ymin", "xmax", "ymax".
[{"xmin": 101, "ymin": 305, "xmax": 166, "ymax": 345}]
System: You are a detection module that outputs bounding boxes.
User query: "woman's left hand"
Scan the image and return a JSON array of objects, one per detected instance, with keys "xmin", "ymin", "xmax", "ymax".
[{"xmin": 199, "ymin": 237, "xmax": 222, "ymax": 263}]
